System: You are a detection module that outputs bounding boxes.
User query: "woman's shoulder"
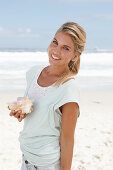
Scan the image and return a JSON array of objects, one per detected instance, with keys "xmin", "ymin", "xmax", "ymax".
[
  {"xmin": 59, "ymin": 77, "xmax": 80, "ymax": 97},
  {"xmin": 25, "ymin": 64, "xmax": 47, "ymax": 83},
  {"xmin": 26, "ymin": 63, "xmax": 48, "ymax": 75},
  {"xmin": 61, "ymin": 77, "xmax": 77, "ymax": 88}
]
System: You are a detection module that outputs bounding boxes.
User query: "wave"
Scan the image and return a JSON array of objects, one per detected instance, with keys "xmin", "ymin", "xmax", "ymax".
[{"xmin": 0, "ymin": 51, "xmax": 113, "ymax": 79}]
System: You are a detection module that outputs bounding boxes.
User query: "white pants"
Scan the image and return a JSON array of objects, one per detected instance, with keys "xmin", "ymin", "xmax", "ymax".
[{"xmin": 21, "ymin": 154, "xmax": 60, "ymax": 170}]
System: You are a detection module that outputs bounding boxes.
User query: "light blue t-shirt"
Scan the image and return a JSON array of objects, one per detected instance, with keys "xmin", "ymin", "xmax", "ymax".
[{"xmin": 18, "ymin": 64, "xmax": 80, "ymax": 166}]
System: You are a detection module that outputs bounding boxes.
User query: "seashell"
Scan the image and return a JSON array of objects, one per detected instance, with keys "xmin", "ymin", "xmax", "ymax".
[{"xmin": 7, "ymin": 96, "xmax": 34, "ymax": 114}]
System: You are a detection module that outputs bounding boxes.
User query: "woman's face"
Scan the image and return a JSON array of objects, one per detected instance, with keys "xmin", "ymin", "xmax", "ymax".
[{"xmin": 48, "ymin": 31, "xmax": 76, "ymax": 68}]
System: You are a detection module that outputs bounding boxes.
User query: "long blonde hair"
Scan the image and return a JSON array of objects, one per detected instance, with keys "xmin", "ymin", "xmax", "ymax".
[{"xmin": 52, "ymin": 22, "xmax": 86, "ymax": 87}]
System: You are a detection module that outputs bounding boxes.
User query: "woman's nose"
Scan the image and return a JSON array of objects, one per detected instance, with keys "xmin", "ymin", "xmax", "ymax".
[{"xmin": 53, "ymin": 46, "xmax": 61, "ymax": 56}]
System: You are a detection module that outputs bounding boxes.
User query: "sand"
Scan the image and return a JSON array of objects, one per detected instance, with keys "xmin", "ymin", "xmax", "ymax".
[{"xmin": 0, "ymin": 89, "xmax": 113, "ymax": 170}]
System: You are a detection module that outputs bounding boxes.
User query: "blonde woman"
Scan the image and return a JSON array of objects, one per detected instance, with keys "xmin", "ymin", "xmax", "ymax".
[{"xmin": 9, "ymin": 22, "xmax": 86, "ymax": 170}]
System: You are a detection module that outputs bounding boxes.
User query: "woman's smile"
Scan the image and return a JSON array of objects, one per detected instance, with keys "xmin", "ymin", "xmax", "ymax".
[{"xmin": 51, "ymin": 54, "xmax": 61, "ymax": 61}]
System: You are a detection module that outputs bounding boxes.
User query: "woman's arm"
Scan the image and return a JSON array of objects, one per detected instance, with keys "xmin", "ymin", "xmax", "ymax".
[{"xmin": 60, "ymin": 102, "xmax": 79, "ymax": 170}]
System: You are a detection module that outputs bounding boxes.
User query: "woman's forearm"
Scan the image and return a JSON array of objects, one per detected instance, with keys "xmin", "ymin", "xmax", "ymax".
[{"xmin": 60, "ymin": 138, "xmax": 74, "ymax": 170}]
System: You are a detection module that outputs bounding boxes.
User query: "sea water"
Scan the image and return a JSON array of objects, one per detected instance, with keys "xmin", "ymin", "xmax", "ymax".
[{"xmin": 0, "ymin": 49, "xmax": 113, "ymax": 92}]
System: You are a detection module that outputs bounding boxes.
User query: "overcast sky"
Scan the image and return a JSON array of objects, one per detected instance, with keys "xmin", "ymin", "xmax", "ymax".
[{"xmin": 0, "ymin": 0, "xmax": 113, "ymax": 50}]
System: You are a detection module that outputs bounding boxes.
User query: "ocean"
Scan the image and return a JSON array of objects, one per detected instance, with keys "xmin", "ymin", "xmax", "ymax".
[{"xmin": 0, "ymin": 49, "xmax": 113, "ymax": 92}]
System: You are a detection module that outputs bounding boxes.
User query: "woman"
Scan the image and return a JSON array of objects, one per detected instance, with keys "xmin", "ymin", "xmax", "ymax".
[{"xmin": 9, "ymin": 22, "xmax": 86, "ymax": 170}]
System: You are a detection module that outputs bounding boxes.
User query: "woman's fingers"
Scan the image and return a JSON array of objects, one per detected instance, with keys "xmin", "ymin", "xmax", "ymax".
[
  {"xmin": 8, "ymin": 106, "xmax": 10, "ymax": 110},
  {"xmin": 18, "ymin": 113, "xmax": 27, "ymax": 122},
  {"xmin": 24, "ymin": 113, "xmax": 27, "ymax": 118},
  {"xmin": 9, "ymin": 110, "xmax": 16, "ymax": 116},
  {"xmin": 9, "ymin": 108, "xmax": 27, "ymax": 122},
  {"xmin": 9, "ymin": 109, "xmax": 22, "ymax": 117},
  {"xmin": 18, "ymin": 116, "xmax": 23, "ymax": 122},
  {"xmin": 14, "ymin": 111, "xmax": 21, "ymax": 118},
  {"xmin": 14, "ymin": 110, "xmax": 22, "ymax": 118}
]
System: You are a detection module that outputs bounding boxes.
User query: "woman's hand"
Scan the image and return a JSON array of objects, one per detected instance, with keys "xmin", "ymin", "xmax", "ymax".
[{"xmin": 8, "ymin": 106, "xmax": 27, "ymax": 122}]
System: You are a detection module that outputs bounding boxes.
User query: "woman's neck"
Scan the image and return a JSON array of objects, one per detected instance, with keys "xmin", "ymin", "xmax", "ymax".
[{"xmin": 46, "ymin": 65, "xmax": 69, "ymax": 77}]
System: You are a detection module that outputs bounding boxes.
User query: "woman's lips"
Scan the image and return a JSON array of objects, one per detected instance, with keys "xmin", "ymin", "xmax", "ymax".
[{"xmin": 51, "ymin": 55, "xmax": 61, "ymax": 61}]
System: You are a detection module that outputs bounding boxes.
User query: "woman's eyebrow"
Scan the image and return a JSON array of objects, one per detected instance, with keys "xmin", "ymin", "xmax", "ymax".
[{"xmin": 53, "ymin": 38, "xmax": 71, "ymax": 49}]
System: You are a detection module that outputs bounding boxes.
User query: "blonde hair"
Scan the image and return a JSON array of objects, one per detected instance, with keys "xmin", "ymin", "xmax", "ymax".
[{"xmin": 52, "ymin": 21, "xmax": 86, "ymax": 87}]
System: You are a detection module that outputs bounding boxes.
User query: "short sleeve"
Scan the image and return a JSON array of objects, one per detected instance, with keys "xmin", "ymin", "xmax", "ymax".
[{"xmin": 53, "ymin": 80, "xmax": 80, "ymax": 118}]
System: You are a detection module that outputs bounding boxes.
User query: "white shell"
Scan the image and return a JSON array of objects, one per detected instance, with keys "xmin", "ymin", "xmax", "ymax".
[{"xmin": 7, "ymin": 96, "xmax": 34, "ymax": 114}]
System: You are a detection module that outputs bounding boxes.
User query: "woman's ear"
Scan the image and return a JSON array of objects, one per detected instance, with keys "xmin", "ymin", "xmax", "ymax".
[{"xmin": 71, "ymin": 52, "xmax": 81, "ymax": 62}]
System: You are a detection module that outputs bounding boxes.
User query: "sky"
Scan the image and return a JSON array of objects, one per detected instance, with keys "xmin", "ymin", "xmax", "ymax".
[{"xmin": 0, "ymin": 0, "xmax": 113, "ymax": 50}]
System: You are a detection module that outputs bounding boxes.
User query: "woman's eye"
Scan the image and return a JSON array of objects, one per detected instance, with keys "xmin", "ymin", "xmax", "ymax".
[
  {"xmin": 64, "ymin": 47, "xmax": 69, "ymax": 51},
  {"xmin": 53, "ymin": 40, "xmax": 57, "ymax": 45}
]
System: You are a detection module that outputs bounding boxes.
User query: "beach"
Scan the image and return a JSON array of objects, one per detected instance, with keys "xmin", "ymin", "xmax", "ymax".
[
  {"xmin": 0, "ymin": 51, "xmax": 113, "ymax": 169},
  {"xmin": 0, "ymin": 86, "xmax": 113, "ymax": 170}
]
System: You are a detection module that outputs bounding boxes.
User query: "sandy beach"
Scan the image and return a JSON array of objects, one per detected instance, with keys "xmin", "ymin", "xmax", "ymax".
[{"xmin": 0, "ymin": 87, "xmax": 113, "ymax": 170}]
